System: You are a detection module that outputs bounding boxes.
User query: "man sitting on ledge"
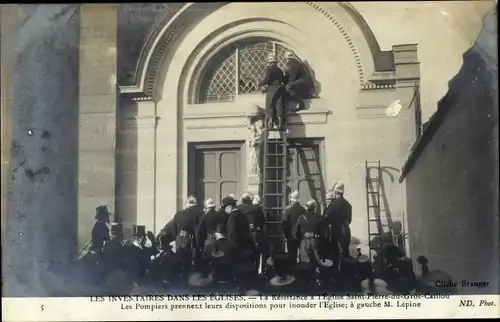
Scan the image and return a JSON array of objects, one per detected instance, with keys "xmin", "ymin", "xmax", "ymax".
[{"xmin": 283, "ymin": 51, "xmax": 315, "ymax": 112}]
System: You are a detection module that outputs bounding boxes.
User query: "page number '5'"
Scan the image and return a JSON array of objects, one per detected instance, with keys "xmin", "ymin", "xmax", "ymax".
[{"xmin": 41, "ymin": 305, "xmax": 44, "ymax": 311}]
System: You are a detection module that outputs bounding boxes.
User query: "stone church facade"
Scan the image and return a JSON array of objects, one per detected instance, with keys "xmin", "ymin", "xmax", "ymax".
[
  {"xmin": 80, "ymin": 2, "xmax": 494, "ymax": 250},
  {"xmin": 1, "ymin": 2, "xmax": 493, "ymax": 256},
  {"xmin": 114, "ymin": 2, "xmax": 423, "ymax": 247}
]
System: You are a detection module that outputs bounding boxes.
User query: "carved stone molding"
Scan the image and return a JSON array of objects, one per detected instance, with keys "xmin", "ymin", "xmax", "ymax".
[
  {"xmin": 132, "ymin": 2, "xmax": 373, "ymax": 98},
  {"xmin": 305, "ymin": 1, "xmax": 365, "ymax": 86},
  {"xmin": 119, "ymin": 92, "xmax": 153, "ymax": 102}
]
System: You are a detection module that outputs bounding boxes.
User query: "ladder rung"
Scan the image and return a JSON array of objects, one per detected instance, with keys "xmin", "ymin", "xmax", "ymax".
[
  {"xmin": 368, "ymin": 205, "xmax": 379, "ymax": 208},
  {"xmin": 264, "ymin": 193, "xmax": 284, "ymax": 196},
  {"xmin": 367, "ymin": 191, "xmax": 378, "ymax": 194},
  {"xmin": 265, "ymin": 166, "xmax": 285, "ymax": 169},
  {"xmin": 366, "ymin": 178, "xmax": 379, "ymax": 182},
  {"xmin": 265, "ymin": 154, "xmax": 285, "ymax": 157},
  {"xmin": 264, "ymin": 207, "xmax": 284, "ymax": 210},
  {"xmin": 264, "ymin": 180, "xmax": 286, "ymax": 183}
]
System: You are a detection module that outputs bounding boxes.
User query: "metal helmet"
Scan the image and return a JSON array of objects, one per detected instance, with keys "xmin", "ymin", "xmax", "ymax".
[
  {"xmin": 204, "ymin": 197, "xmax": 216, "ymax": 209},
  {"xmin": 289, "ymin": 190, "xmax": 299, "ymax": 202},
  {"xmin": 267, "ymin": 53, "xmax": 277, "ymax": 63},
  {"xmin": 305, "ymin": 199, "xmax": 317, "ymax": 209},
  {"xmin": 333, "ymin": 182, "xmax": 345, "ymax": 194},
  {"xmin": 240, "ymin": 191, "xmax": 254, "ymax": 204},
  {"xmin": 252, "ymin": 195, "xmax": 261, "ymax": 205},
  {"xmin": 185, "ymin": 195, "xmax": 198, "ymax": 208}
]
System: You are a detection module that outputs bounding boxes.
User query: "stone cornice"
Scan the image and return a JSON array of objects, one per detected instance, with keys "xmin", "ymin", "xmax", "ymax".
[
  {"xmin": 184, "ymin": 108, "xmax": 330, "ymax": 129},
  {"xmin": 119, "ymin": 91, "xmax": 154, "ymax": 102}
]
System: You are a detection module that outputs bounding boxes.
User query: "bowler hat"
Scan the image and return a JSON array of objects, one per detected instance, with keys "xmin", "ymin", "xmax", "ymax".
[{"xmin": 221, "ymin": 196, "xmax": 237, "ymax": 208}]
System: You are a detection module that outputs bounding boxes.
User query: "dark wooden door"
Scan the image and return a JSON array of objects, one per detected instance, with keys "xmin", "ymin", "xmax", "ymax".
[{"xmin": 192, "ymin": 146, "xmax": 241, "ymax": 208}]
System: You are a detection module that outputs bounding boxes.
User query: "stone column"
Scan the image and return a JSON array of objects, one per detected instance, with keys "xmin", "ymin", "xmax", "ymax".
[
  {"xmin": 78, "ymin": 4, "xmax": 117, "ymax": 250},
  {"xmin": 118, "ymin": 98, "xmax": 157, "ymax": 234}
]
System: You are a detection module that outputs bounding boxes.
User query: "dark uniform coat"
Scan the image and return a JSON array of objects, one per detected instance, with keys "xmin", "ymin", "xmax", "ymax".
[
  {"xmin": 171, "ymin": 207, "xmax": 203, "ymax": 250},
  {"xmin": 284, "ymin": 62, "xmax": 314, "ymax": 102},
  {"xmin": 258, "ymin": 64, "xmax": 286, "ymax": 120},
  {"xmin": 227, "ymin": 208, "xmax": 254, "ymax": 251},
  {"xmin": 282, "ymin": 202, "xmax": 307, "ymax": 241},
  {"xmin": 292, "ymin": 211, "xmax": 324, "ymax": 264},
  {"xmin": 158, "ymin": 219, "xmax": 176, "ymax": 249},
  {"xmin": 282, "ymin": 202, "xmax": 306, "ymax": 261},
  {"xmin": 90, "ymin": 221, "xmax": 109, "ymax": 252},
  {"xmin": 238, "ymin": 203, "xmax": 266, "ymax": 245},
  {"xmin": 196, "ymin": 209, "xmax": 229, "ymax": 249},
  {"xmin": 324, "ymin": 196, "xmax": 352, "ymax": 255}
]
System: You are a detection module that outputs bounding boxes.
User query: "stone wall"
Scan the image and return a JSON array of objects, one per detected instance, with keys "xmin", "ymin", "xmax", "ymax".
[
  {"xmin": 351, "ymin": 1, "xmax": 495, "ymax": 122},
  {"xmin": 77, "ymin": 4, "xmax": 117, "ymax": 251},
  {"xmin": 2, "ymin": 4, "xmax": 81, "ymax": 296},
  {"xmin": 401, "ymin": 8, "xmax": 498, "ymax": 294}
]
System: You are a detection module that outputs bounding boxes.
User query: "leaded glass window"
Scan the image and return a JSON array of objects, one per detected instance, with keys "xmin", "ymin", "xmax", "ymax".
[{"xmin": 198, "ymin": 39, "xmax": 297, "ymax": 104}]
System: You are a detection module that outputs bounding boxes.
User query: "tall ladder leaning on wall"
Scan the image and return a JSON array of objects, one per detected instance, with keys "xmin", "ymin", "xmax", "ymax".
[
  {"xmin": 262, "ymin": 116, "xmax": 289, "ymax": 268},
  {"xmin": 365, "ymin": 160, "xmax": 386, "ymax": 271}
]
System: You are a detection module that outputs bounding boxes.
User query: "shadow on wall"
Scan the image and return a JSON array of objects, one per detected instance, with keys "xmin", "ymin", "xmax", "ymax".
[{"xmin": 365, "ymin": 164, "xmax": 405, "ymax": 270}]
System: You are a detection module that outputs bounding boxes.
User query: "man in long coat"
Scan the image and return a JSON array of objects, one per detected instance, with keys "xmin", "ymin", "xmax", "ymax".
[
  {"xmin": 170, "ymin": 196, "xmax": 203, "ymax": 273},
  {"xmin": 324, "ymin": 182, "xmax": 352, "ymax": 258},
  {"xmin": 282, "ymin": 190, "xmax": 306, "ymax": 263}
]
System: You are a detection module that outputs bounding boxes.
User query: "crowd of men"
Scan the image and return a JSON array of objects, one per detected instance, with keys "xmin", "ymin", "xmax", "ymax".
[{"xmin": 84, "ymin": 182, "xmax": 411, "ymax": 295}]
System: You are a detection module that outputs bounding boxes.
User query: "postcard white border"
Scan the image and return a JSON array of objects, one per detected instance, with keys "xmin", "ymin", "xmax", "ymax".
[{"xmin": 2, "ymin": 295, "xmax": 499, "ymax": 321}]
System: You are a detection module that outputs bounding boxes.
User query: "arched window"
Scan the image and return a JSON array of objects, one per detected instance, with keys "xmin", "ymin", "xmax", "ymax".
[{"xmin": 198, "ymin": 39, "xmax": 296, "ymax": 103}]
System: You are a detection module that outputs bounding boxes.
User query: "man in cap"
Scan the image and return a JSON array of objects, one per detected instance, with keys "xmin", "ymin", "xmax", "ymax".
[
  {"xmin": 238, "ymin": 192, "xmax": 267, "ymax": 274},
  {"xmin": 282, "ymin": 190, "xmax": 306, "ymax": 263},
  {"xmin": 258, "ymin": 53, "xmax": 287, "ymax": 130},
  {"xmin": 170, "ymin": 195, "xmax": 203, "ymax": 274},
  {"xmin": 292, "ymin": 199, "xmax": 324, "ymax": 283},
  {"xmin": 324, "ymin": 182, "xmax": 352, "ymax": 258},
  {"xmin": 283, "ymin": 51, "xmax": 314, "ymax": 112}
]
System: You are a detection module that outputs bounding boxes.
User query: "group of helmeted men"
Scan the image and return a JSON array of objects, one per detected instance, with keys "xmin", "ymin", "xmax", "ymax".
[
  {"xmin": 149, "ymin": 181, "xmax": 353, "ymax": 286},
  {"xmin": 86, "ymin": 181, "xmax": 423, "ymax": 294}
]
